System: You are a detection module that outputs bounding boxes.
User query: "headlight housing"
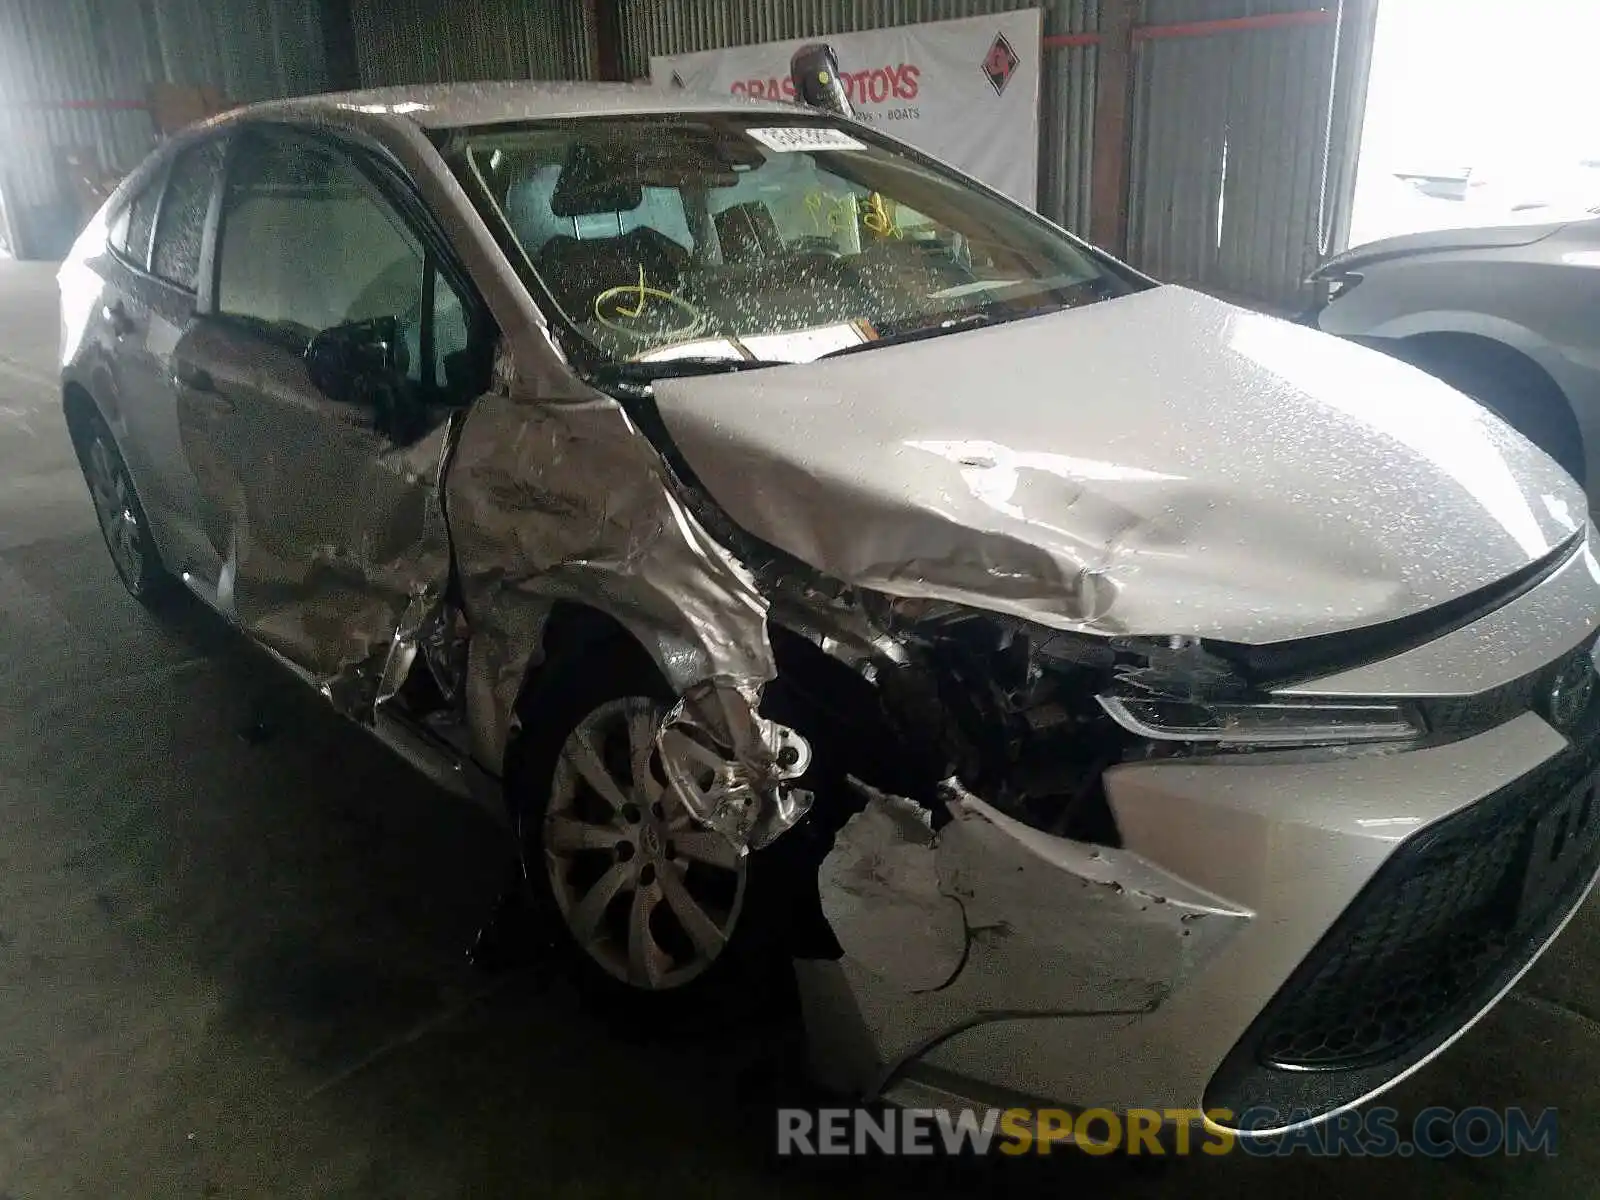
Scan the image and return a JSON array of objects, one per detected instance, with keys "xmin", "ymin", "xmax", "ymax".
[
  {"xmin": 877, "ymin": 601, "xmax": 1424, "ymax": 752},
  {"xmin": 1098, "ymin": 694, "xmax": 1423, "ymax": 747},
  {"xmin": 1073, "ymin": 631, "xmax": 1423, "ymax": 750}
]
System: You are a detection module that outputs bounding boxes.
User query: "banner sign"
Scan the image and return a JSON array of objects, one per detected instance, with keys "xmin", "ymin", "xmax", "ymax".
[{"xmin": 650, "ymin": 10, "xmax": 1043, "ymax": 208}]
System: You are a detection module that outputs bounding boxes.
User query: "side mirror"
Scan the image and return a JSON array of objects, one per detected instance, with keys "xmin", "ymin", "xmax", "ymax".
[
  {"xmin": 305, "ymin": 316, "xmax": 404, "ymax": 404},
  {"xmin": 305, "ymin": 317, "xmax": 426, "ymax": 442}
]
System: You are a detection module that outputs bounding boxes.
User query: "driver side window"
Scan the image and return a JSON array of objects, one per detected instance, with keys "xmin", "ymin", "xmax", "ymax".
[{"xmin": 217, "ymin": 133, "xmax": 444, "ymax": 385}]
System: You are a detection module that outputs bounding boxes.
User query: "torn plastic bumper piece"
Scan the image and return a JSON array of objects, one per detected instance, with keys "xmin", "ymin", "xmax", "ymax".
[
  {"xmin": 656, "ymin": 678, "xmax": 814, "ymax": 853},
  {"xmin": 818, "ymin": 782, "xmax": 967, "ymax": 992},
  {"xmin": 802, "ymin": 777, "xmax": 1252, "ymax": 1097}
]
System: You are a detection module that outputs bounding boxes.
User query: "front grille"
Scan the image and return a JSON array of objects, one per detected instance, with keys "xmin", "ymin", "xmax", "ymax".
[
  {"xmin": 1259, "ymin": 763, "xmax": 1584, "ymax": 1069},
  {"xmin": 1420, "ymin": 638, "xmax": 1593, "ymax": 740},
  {"xmin": 1207, "ymin": 703, "xmax": 1600, "ymax": 1120}
]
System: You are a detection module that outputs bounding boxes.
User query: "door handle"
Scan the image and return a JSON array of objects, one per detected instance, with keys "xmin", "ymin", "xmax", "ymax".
[
  {"xmin": 102, "ymin": 302, "xmax": 135, "ymax": 337},
  {"xmin": 172, "ymin": 362, "xmax": 232, "ymax": 412},
  {"xmin": 173, "ymin": 361, "xmax": 217, "ymax": 393}
]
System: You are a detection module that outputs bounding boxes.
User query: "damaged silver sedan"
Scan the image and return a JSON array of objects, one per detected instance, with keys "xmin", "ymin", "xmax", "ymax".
[{"xmin": 59, "ymin": 80, "xmax": 1600, "ymax": 1139}]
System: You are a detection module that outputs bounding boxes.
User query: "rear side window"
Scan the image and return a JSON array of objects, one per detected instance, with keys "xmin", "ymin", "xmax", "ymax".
[
  {"xmin": 152, "ymin": 139, "xmax": 225, "ymax": 290},
  {"xmin": 120, "ymin": 179, "xmax": 161, "ymax": 268}
]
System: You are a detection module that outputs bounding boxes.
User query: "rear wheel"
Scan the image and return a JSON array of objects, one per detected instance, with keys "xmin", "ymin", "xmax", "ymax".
[{"xmin": 75, "ymin": 412, "xmax": 174, "ymax": 606}]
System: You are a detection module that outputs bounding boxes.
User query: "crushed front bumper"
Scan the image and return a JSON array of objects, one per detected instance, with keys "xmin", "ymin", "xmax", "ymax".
[{"xmin": 797, "ymin": 705, "xmax": 1600, "ymax": 1135}]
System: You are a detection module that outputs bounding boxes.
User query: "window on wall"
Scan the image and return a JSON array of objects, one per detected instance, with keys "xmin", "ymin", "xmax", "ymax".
[{"xmin": 151, "ymin": 138, "xmax": 225, "ymax": 291}]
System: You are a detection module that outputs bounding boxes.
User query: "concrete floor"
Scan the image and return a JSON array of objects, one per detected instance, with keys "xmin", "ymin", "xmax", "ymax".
[{"xmin": 3, "ymin": 259, "xmax": 1600, "ymax": 1197}]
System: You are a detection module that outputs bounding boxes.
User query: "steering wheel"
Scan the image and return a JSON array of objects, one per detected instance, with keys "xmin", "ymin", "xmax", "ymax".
[{"xmin": 766, "ymin": 250, "xmax": 852, "ymax": 292}]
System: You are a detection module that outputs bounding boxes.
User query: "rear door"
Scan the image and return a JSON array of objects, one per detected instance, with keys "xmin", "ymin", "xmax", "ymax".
[
  {"xmin": 138, "ymin": 137, "xmax": 229, "ymax": 582},
  {"xmin": 94, "ymin": 152, "xmax": 226, "ymax": 581},
  {"xmin": 172, "ymin": 126, "xmax": 478, "ymax": 693}
]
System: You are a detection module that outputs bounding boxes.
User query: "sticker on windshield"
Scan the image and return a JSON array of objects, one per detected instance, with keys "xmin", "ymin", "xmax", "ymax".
[{"xmin": 746, "ymin": 127, "xmax": 866, "ymax": 153}]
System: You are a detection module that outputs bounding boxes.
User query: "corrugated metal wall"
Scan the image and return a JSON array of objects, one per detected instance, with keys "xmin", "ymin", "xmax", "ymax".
[
  {"xmin": 0, "ymin": 0, "xmax": 1364, "ymax": 299},
  {"xmin": 1127, "ymin": 0, "xmax": 1372, "ymax": 310},
  {"xmin": 350, "ymin": 0, "xmax": 597, "ymax": 87},
  {"xmin": 342, "ymin": 0, "xmax": 1098, "ymax": 235},
  {"xmin": 147, "ymin": 0, "xmax": 329, "ymax": 102},
  {"xmin": 0, "ymin": 0, "xmax": 327, "ymax": 257},
  {"xmin": 0, "ymin": 1, "xmax": 160, "ymax": 217},
  {"xmin": 615, "ymin": 0, "xmax": 1099, "ymax": 234}
]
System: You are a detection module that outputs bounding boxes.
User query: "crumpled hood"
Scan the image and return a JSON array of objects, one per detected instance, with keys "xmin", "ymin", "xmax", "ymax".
[{"xmin": 653, "ymin": 286, "xmax": 1586, "ymax": 644}]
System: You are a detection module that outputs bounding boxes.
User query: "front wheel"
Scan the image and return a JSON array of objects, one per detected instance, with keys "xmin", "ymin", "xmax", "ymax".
[{"xmin": 507, "ymin": 642, "xmax": 775, "ymax": 1015}]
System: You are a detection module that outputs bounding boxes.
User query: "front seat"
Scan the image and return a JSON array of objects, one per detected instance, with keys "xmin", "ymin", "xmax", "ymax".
[{"xmin": 533, "ymin": 226, "xmax": 691, "ymax": 319}]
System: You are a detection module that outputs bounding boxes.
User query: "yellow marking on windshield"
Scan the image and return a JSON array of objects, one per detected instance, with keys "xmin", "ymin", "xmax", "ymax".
[
  {"xmin": 611, "ymin": 264, "xmax": 651, "ymax": 319},
  {"xmin": 863, "ymin": 192, "xmax": 902, "ymax": 239},
  {"xmin": 593, "ymin": 266, "xmax": 708, "ymax": 340}
]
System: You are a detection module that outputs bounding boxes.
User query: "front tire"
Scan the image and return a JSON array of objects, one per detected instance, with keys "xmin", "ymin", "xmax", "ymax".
[{"xmin": 507, "ymin": 640, "xmax": 771, "ymax": 1014}]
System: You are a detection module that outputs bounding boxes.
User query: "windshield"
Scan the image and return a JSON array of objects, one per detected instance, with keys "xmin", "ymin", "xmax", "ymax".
[{"xmin": 449, "ymin": 113, "xmax": 1145, "ymax": 367}]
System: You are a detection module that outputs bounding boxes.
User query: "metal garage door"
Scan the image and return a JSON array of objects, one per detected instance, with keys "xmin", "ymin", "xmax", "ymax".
[{"xmin": 1127, "ymin": 0, "xmax": 1360, "ymax": 312}]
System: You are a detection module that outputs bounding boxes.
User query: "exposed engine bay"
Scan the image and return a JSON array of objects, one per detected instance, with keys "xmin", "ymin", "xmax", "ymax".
[{"xmin": 606, "ymin": 381, "xmax": 1143, "ymax": 850}]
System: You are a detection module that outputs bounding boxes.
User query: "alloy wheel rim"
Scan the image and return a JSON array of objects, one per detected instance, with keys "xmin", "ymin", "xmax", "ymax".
[
  {"xmin": 86, "ymin": 436, "xmax": 145, "ymax": 589},
  {"xmin": 543, "ymin": 696, "xmax": 746, "ymax": 990}
]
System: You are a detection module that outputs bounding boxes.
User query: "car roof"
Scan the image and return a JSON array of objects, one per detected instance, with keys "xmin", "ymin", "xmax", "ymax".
[{"xmin": 222, "ymin": 81, "xmax": 804, "ymax": 131}]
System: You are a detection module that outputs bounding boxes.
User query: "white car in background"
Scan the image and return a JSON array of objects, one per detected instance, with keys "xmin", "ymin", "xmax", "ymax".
[{"xmin": 1309, "ymin": 213, "xmax": 1600, "ymax": 489}]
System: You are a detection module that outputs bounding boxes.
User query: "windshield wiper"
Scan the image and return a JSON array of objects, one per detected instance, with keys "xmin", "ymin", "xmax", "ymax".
[
  {"xmin": 588, "ymin": 356, "xmax": 792, "ymax": 384},
  {"xmin": 817, "ymin": 300, "xmax": 1085, "ymax": 361},
  {"xmin": 817, "ymin": 313, "xmax": 996, "ymax": 359}
]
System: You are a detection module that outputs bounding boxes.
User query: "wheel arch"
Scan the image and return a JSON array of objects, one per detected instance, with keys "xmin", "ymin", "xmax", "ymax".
[
  {"xmin": 1391, "ymin": 330, "xmax": 1586, "ymax": 486},
  {"xmin": 1399, "ymin": 329, "xmax": 1565, "ymax": 384},
  {"xmin": 512, "ymin": 601, "xmax": 650, "ymax": 714},
  {"xmin": 61, "ymin": 380, "xmax": 106, "ymax": 458},
  {"xmin": 61, "ymin": 379, "xmax": 158, "ymax": 514},
  {"xmin": 496, "ymin": 599, "xmax": 674, "ymax": 785}
]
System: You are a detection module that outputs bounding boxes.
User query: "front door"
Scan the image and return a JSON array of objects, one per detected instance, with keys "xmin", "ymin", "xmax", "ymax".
[{"xmin": 172, "ymin": 128, "xmax": 473, "ymax": 697}]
